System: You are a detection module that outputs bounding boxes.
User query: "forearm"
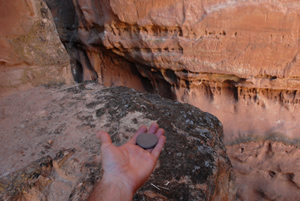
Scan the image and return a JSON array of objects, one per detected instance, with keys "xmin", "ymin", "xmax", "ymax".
[{"xmin": 87, "ymin": 176, "xmax": 134, "ymax": 201}]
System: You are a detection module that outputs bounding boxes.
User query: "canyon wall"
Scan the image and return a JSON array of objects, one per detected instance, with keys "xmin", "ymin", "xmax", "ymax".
[
  {"xmin": 0, "ymin": 0, "xmax": 73, "ymax": 97},
  {"xmin": 2, "ymin": 1, "xmax": 300, "ymax": 200},
  {"xmin": 44, "ymin": 0, "xmax": 300, "ymax": 143}
]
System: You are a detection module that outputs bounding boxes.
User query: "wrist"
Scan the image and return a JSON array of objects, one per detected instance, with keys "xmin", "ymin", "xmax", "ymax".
[
  {"xmin": 103, "ymin": 174, "xmax": 136, "ymax": 191},
  {"xmin": 96, "ymin": 174, "xmax": 135, "ymax": 201}
]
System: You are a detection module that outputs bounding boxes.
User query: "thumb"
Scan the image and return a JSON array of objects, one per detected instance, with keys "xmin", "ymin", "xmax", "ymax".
[{"xmin": 96, "ymin": 131, "xmax": 112, "ymax": 145}]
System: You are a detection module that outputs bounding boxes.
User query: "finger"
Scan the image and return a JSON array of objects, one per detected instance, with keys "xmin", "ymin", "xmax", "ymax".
[
  {"xmin": 147, "ymin": 122, "xmax": 159, "ymax": 134},
  {"xmin": 96, "ymin": 131, "xmax": 112, "ymax": 145},
  {"xmin": 128, "ymin": 125, "xmax": 147, "ymax": 144},
  {"xmin": 151, "ymin": 136, "xmax": 166, "ymax": 159},
  {"xmin": 155, "ymin": 128, "xmax": 165, "ymax": 138}
]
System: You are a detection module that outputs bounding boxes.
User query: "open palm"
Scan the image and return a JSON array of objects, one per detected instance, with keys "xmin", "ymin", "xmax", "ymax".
[{"xmin": 97, "ymin": 123, "xmax": 166, "ymax": 193}]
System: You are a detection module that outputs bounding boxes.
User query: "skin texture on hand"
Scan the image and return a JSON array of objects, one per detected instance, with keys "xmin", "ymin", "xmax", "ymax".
[{"xmin": 87, "ymin": 123, "xmax": 166, "ymax": 201}]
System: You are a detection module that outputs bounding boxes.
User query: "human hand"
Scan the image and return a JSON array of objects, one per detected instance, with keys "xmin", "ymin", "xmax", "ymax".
[{"xmin": 88, "ymin": 123, "xmax": 166, "ymax": 201}]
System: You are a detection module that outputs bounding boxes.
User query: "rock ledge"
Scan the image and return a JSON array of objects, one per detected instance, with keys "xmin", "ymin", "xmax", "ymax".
[{"xmin": 0, "ymin": 83, "xmax": 235, "ymax": 200}]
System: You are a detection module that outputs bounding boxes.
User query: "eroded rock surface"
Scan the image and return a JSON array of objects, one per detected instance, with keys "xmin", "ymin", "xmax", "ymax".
[
  {"xmin": 0, "ymin": 83, "xmax": 235, "ymax": 200},
  {"xmin": 0, "ymin": 0, "xmax": 73, "ymax": 97},
  {"xmin": 227, "ymin": 140, "xmax": 300, "ymax": 200},
  {"xmin": 46, "ymin": 0, "xmax": 300, "ymax": 82},
  {"xmin": 42, "ymin": 0, "xmax": 300, "ymax": 143}
]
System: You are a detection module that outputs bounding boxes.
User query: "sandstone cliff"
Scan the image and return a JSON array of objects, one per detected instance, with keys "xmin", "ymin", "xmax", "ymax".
[
  {"xmin": 2, "ymin": 0, "xmax": 299, "ymax": 146},
  {"xmin": 0, "ymin": 0, "xmax": 73, "ymax": 97},
  {"xmin": 43, "ymin": 0, "xmax": 300, "ymax": 144},
  {"xmin": 0, "ymin": 83, "xmax": 236, "ymax": 200},
  {"xmin": 2, "ymin": 0, "xmax": 300, "ymax": 200}
]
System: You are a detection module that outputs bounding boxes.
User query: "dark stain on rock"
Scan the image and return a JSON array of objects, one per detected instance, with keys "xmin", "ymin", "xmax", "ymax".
[
  {"xmin": 0, "ymin": 84, "xmax": 235, "ymax": 200},
  {"xmin": 40, "ymin": 8, "xmax": 49, "ymax": 19},
  {"xmin": 95, "ymin": 107, "xmax": 106, "ymax": 118},
  {"xmin": 0, "ymin": 156, "xmax": 53, "ymax": 200}
]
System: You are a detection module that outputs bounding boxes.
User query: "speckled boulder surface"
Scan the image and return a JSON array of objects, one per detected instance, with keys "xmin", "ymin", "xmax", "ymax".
[{"xmin": 0, "ymin": 83, "xmax": 235, "ymax": 200}]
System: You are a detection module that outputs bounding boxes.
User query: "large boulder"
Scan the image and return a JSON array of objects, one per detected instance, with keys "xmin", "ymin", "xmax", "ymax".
[{"xmin": 0, "ymin": 83, "xmax": 235, "ymax": 200}]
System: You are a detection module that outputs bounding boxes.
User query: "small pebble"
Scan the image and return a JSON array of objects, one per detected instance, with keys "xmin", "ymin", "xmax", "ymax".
[{"xmin": 136, "ymin": 133, "xmax": 158, "ymax": 149}]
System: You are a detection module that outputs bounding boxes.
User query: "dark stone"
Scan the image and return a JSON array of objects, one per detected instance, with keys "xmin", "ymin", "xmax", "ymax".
[{"xmin": 136, "ymin": 133, "xmax": 159, "ymax": 149}]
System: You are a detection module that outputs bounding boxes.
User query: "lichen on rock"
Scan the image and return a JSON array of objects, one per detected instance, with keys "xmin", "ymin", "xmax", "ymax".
[{"xmin": 0, "ymin": 83, "xmax": 236, "ymax": 200}]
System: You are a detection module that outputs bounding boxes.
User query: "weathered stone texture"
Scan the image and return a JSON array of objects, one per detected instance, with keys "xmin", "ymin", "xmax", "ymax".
[
  {"xmin": 0, "ymin": 0, "xmax": 73, "ymax": 97},
  {"xmin": 227, "ymin": 140, "xmax": 300, "ymax": 201},
  {"xmin": 43, "ymin": 0, "xmax": 300, "ymax": 143},
  {"xmin": 0, "ymin": 83, "xmax": 235, "ymax": 200},
  {"xmin": 46, "ymin": 0, "xmax": 300, "ymax": 86}
]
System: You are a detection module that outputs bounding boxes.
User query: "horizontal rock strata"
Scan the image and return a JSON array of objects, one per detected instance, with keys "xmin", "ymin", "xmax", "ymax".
[
  {"xmin": 49, "ymin": 0, "xmax": 300, "ymax": 81},
  {"xmin": 0, "ymin": 83, "xmax": 235, "ymax": 200},
  {"xmin": 43, "ymin": 0, "xmax": 300, "ymax": 143}
]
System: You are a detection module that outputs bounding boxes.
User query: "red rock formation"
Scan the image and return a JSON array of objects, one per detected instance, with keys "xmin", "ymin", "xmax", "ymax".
[
  {"xmin": 0, "ymin": 0, "xmax": 73, "ymax": 97},
  {"xmin": 44, "ymin": 0, "xmax": 300, "ymax": 143},
  {"xmin": 227, "ymin": 140, "xmax": 300, "ymax": 200},
  {"xmin": 41, "ymin": 2, "xmax": 300, "ymax": 198},
  {"xmin": 2, "ymin": 1, "xmax": 300, "ymax": 199}
]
